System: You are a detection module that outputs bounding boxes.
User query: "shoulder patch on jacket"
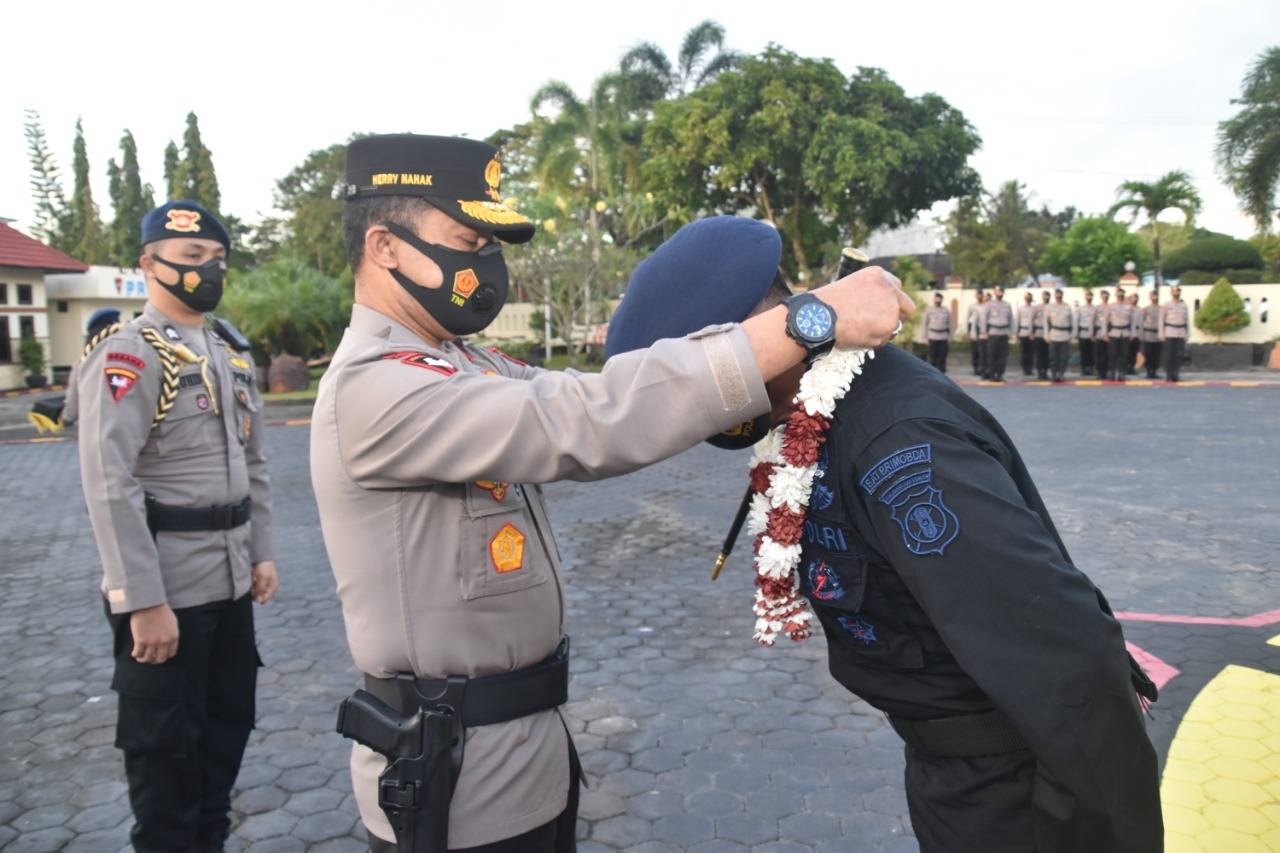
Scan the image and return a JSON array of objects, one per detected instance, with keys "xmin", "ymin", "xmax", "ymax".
[
  {"xmin": 858, "ymin": 442, "xmax": 959, "ymax": 557},
  {"xmin": 382, "ymin": 350, "xmax": 457, "ymax": 377}
]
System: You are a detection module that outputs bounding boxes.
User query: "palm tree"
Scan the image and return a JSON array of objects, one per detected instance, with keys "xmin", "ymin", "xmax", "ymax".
[
  {"xmin": 619, "ymin": 20, "xmax": 740, "ymax": 103},
  {"xmin": 1108, "ymin": 170, "xmax": 1202, "ymax": 292},
  {"xmin": 1217, "ymin": 47, "xmax": 1280, "ymax": 233},
  {"xmin": 529, "ymin": 74, "xmax": 632, "ymax": 217}
]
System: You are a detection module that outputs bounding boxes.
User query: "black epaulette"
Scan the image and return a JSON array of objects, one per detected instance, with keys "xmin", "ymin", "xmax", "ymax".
[{"xmin": 209, "ymin": 316, "xmax": 252, "ymax": 352}]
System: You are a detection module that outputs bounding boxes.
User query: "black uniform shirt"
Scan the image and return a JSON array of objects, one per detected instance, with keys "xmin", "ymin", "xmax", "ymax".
[{"xmin": 799, "ymin": 345, "xmax": 1160, "ymax": 849}]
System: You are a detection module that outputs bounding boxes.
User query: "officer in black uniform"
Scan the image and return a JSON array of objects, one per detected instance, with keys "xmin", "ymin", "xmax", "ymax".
[{"xmin": 607, "ymin": 219, "xmax": 1162, "ymax": 853}]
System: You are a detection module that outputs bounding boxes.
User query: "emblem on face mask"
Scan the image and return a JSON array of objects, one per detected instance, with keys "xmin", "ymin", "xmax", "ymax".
[
  {"xmin": 453, "ymin": 269, "xmax": 480, "ymax": 305},
  {"xmin": 484, "ymin": 157, "xmax": 502, "ymax": 201},
  {"xmin": 165, "ymin": 209, "xmax": 202, "ymax": 233},
  {"xmin": 182, "ymin": 271, "xmax": 202, "ymax": 292}
]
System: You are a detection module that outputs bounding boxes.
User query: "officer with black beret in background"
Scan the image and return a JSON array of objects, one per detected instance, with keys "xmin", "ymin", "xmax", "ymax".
[{"xmin": 64, "ymin": 200, "xmax": 277, "ymax": 852}]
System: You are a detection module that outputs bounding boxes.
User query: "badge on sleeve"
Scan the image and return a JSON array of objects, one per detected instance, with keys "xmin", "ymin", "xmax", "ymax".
[
  {"xmin": 859, "ymin": 443, "xmax": 960, "ymax": 557},
  {"xmin": 382, "ymin": 350, "xmax": 457, "ymax": 377},
  {"xmin": 104, "ymin": 366, "xmax": 139, "ymax": 402}
]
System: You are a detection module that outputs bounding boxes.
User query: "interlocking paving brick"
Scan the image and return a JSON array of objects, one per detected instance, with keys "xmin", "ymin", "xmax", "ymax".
[{"xmin": 2, "ymin": 388, "xmax": 1277, "ymax": 850}]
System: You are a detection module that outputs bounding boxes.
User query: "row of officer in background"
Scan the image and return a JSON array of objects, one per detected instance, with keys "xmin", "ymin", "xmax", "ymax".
[{"xmin": 963, "ymin": 285, "xmax": 1191, "ymax": 382}]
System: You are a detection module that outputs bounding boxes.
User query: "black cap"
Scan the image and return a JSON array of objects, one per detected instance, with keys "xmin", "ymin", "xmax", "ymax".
[
  {"xmin": 141, "ymin": 200, "xmax": 230, "ymax": 251},
  {"xmin": 344, "ymin": 134, "xmax": 534, "ymax": 244}
]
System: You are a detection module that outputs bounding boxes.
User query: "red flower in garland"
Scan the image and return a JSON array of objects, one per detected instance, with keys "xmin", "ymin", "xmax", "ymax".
[
  {"xmin": 749, "ymin": 462, "xmax": 775, "ymax": 494},
  {"xmin": 766, "ymin": 506, "xmax": 806, "ymax": 545}
]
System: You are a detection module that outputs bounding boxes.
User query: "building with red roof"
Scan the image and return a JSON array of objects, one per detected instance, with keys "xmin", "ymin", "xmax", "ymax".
[{"xmin": 0, "ymin": 219, "xmax": 88, "ymax": 388}]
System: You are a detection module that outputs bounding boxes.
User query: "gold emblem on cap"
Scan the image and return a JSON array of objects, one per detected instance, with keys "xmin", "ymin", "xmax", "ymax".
[
  {"xmin": 484, "ymin": 157, "xmax": 502, "ymax": 201},
  {"xmin": 458, "ymin": 200, "xmax": 530, "ymax": 226},
  {"xmin": 165, "ymin": 209, "xmax": 202, "ymax": 233}
]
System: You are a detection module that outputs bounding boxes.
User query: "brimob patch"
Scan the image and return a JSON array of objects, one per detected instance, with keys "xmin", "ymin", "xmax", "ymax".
[
  {"xmin": 887, "ymin": 484, "xmax": 959, "ymax": 557},
  {"xmin": 805, "ymin": 559, "xmax": 845, "ymax": 602},
  {"xmin": 106, "ymin": 351, "xmax": 146, "ymax": 370},
  {"xmin": 104, "ymin": 366, "xmax": 139, "ymax": 402},
  {"xmin": 836, "ymin": 615, "xmax": 877, "ymax": 646},
  {"xmin": 382, "ymin": 351, "xmax": 457, "ymax": 377},
  {"xmin": 859, "ymin": 443, "xmax": 931, "ymax": 495}
]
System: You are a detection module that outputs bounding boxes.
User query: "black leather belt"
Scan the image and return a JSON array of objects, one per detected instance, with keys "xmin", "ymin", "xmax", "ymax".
[
  {"xmin": 1165, "ymin": 323, "xmax": 1186, "ymax": 328},
  {"xmin": 988, "ymin": 324, "xmax": 1009, "ymax": 330},
  {"xmin": 145, "ymin": 494, "xmax": 250, "ymax": 532},
  {"xmin": 890, "ymin": 708, "xmax": 1028, "ymax": 758},
  {"xmin": 365, "ymin": 638, "xmax": 570, "ymax": 728},
  {"xmin": 1050, "ymin": 324, "xmax": 1071, "ymax": 331}
]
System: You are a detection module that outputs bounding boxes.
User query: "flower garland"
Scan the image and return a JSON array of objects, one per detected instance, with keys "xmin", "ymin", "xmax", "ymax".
[{"xmin": 744, "ymin": 347, "xmax": 873, "ymax": 645}]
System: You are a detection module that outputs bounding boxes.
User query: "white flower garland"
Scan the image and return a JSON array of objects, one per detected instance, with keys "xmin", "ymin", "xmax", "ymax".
[{"xmin": 747, "ymin": 347, "xmax": 873, "ymax": 645}]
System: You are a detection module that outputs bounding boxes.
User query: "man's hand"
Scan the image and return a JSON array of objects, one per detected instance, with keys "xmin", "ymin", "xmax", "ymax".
[
  {"xmin": 251, "ymin": 561, "xmax": 278, "ymax": 604},
  {"xmin": 130, "ymin": 604, "xmax": 179, "ymax": 664},
  {"xmin": 813, "ymin": 265, "xmax": 914, "ymax": 350}
]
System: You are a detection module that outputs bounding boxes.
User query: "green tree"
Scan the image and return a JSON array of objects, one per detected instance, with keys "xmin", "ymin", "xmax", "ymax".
[
  {"xmin": 162, "ymin": 140, "xmax": 181, "ymax": 198},
  {"xmin": 106, "ymin": 130, "xmax": 155, "ymax": 266},
  {"xmin": 65, "ymin": 119, "xmax": 111, "ymax": 264},
  {"xmin": 221, "ymin": 257, "xmax": 351, "ymax": 359},
  {"xmin": 943, "ymin": 183, "xmax": 1065, "ymax": 287},
  {"xmin": 1107, "ymin": 170, "xmax": 1202, "ymax": 291},
  {"xmin": 270, "ymin": 141, "xmax": 349, "ymax": 276},
  {"xmin": 643, "ymin": 46, "xmax": 980, "ymax": 283},
  {"xmin": 172, "ymin": 112, "xmax": 221, "ymax": 212},
  {"xmin": 1194, "ymin": 277, "xmax": 1251, "ymax": 340},
  {"xmin": 529, "ymin": 74, "xmax": 634, "ymax": 217},
  {"xmin": 1249, "ymin": 232, "xmax": 1280, "ymax": 279},
  {"xmin": 1217, "ymin": 47, "xmax": 1280, "ymax": 232},
  {"xmin": 1042, "ymin": 216, "xmax": 1151, "ymax": 287},
  {"xmin": 891, "ymin": 255, "xmax": 932, "ymax": 344},
  {"xmin": 23, "ymin": 109, "xmax": 69, "ymax": 247},
  {"xmin": 1163, "ymin": 234, "xmax": 1263, "ymax": 276},
  {"xmin": 619, "ymin": 19, "xmax": 740, "ymax": 103}
]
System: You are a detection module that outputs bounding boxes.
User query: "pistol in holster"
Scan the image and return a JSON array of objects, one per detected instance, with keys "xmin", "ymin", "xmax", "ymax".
[{"xmin": 336, "ymin": 676, "xmax": 466, "ymax": 853}]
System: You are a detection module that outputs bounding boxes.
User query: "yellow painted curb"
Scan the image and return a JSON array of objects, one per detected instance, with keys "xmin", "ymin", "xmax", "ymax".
[{"xmin": 1163, "ymin": 665, "xmax": 1280, "ymax": 852}]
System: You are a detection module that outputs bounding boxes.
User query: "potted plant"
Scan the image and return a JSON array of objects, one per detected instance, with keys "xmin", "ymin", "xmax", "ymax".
[{"xmin": 19, "ymin": 336, "xmax": 47, "ymax": 389}]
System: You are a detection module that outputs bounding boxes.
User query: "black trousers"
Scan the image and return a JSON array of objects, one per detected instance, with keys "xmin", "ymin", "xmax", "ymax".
[
  {"xmin": 986, "ymin": 335, "xmax": 1009, "ymax": 379},
  {"xmin": 1034, "ymin": 338, "xmax": 1049, "ymax": 378},
  {"xmin": 1095, "ymin": 337, "xmax": 1110, "ymax": 378},
  {"xmin": 108, "ymin": 595, "xmax": 259, "ymax": 853},
  {"xmin": 1164, "ymin": 337, "xmax": 1186, "ymax": 381},
  {"xmin": 972, "ymin": 337, "xmax": 986, "ymax": 376},
  {"xmin": 1142, "ymin": 341, "xmax": 1163, "ymax": 379},
  {"xmin": 1106, "ymin": 338, "xmax": 1128, "ymax": 380},
  {"xmin": 1079, "ymin": 339, "xmax": 1095, "ymax": 375},
  {"xmin": 1018, "ymin": 337, "xmax": 1034, "ymax": 375},
  {"xmin": 368, "ymin": 747, "xmax": 581, "ymax": 853},
  {"xmin": 1127, "ymin": 338, "xmax": 1141, "ymax": 373},
  {"xmin": 1048, "ymin": 341, "xmax": 1070, "ymax": 380},
  {"xmin": 927, "ymin": 340, "xmax": 949, "ymax": 373}
]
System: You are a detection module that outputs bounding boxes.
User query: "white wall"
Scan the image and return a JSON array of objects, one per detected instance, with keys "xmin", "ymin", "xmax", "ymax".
[{"xmin": 0, "ymin": 267, "xmax": 50, "ymax": 389}]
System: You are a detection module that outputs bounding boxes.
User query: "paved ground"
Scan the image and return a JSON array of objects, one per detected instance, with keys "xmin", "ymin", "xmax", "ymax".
[{"xmin": 1, "ymin": 378, "xmax": 1277, "ymax": 852}]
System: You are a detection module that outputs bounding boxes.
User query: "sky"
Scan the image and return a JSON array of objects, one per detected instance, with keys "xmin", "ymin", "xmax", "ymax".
[{"xmin": 2, "ymin": 0, "xmax": 1274, "ymax": 245}]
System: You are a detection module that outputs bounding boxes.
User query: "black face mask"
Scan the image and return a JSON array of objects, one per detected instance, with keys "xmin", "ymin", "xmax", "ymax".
[
  {"xmin": 706, "ymin": 413, "xmax": 773, "ymax": 450},
  {"xmin": 151, "ymin": 255, "xmax": 225, "ymax": 313},
  {"xmin": 384, "ymin": 222, "xmax": 509, "ymax": 337}
]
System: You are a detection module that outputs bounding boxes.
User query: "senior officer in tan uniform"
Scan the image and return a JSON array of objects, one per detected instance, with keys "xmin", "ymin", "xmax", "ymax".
[
  {"xmin": 1140, "ymin": 290, "xmax": 1163, "ymax": 379},
  {"xmin": 310, "ymin": 134, "xmax": 911, "ymax": 853},
  {"xmin": 65, "ymin": 200, "xmax": 276, "ymax": 853},
  {"xmin": 1046, "ymin": 288, "xmax": 1076, "ymax": 383}
]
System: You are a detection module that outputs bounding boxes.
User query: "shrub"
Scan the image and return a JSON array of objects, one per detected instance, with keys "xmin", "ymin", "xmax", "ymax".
[
  {"xmin": 1194, "ymin": 277, "xmax": 1251, "ymax": 339},
  {"xmin": 1177, "ymin": 268, "xmax": 1265, "ymax": 285},
  {"xmin": 19, "ymin": 336, "xmax": 45, "ymax": 375},
  {"xmin": 1163, "ymin": 236, "xmax": 1263, "ymax": 276}
]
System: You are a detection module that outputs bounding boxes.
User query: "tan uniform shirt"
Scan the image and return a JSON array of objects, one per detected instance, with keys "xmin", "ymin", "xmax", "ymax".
[
  {"xmin": 966, "ymin": 302, "xmax": 981, "ymax": 338},
  {"xmin": 1031, "ymin": 303, "xmax": 1048, "ymax": 340},
  {"xmin": 310, "ymin": 305, "xmax": 770, "ymax": 848},
  {"xmin": 923, "ymin": 305, "xmax": 952, "ymax": 341},
  {"xmin": 979, "ymin": 299, "xmax": 1013, "ymax": 336},
  {"xmin": 1140, "ymin": 305, "xmax": 1161, "ymax": 342},
  {"xmin": 1016, "ymin": 303, "xmax": 1036, "ymax": 338},
  {"xmin": 1160, "ymin": 300, "xmax": 1190, "ymax": 339},
  {"xmin": 1076, "ymin": 304, "xmax": 1097, "ymax": 340},
  {"xmin": 1046, "ymin": 303, "xmax": 1075, "ymax": 342},
  {"xmin": 1105, "ymin": 303, "xmax": 1137, "ymax": 340},
  {"xmin": 65, "ymin": 303, "xmax": 274, "ymax": 614}
]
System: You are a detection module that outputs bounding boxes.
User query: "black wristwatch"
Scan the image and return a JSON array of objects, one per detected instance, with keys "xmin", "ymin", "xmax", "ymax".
[{"xmin": 784, "ymin": 293, "xmax": 837, "ymax": 360}]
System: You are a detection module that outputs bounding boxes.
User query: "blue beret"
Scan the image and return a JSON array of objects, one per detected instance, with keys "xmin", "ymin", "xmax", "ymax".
[
  {"xmin": 605, "ymin": 216, "xmax": 782, "ymax": 358},
  {"xmin": 140, "ymin": 200, "xmax": 230, "ymax": 251},
  {"xmin": 86, "ymin": 308, "xmax": 120, "ymax": 333}
]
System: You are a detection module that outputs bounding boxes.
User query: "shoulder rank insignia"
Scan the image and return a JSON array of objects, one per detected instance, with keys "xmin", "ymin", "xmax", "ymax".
[
  {"xmin": 382, "ymin": 351, "xmax": 457, "ymax": 377},
  {"xmin": 859, "ymin": 443, "xmax": 959, "ymax": 557},
  {"xmin": 105, "ymin": 366, "xmax": 139, "ymax": 402},
  {"xmin": 487, "ymin": 346, "xmax": 527, "ymax": 367}
]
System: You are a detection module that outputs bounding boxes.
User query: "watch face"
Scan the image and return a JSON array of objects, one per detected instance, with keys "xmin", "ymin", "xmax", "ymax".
[{"xmin": 795, "ymin": 301, "xmax": 834, "ymax": 341}]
